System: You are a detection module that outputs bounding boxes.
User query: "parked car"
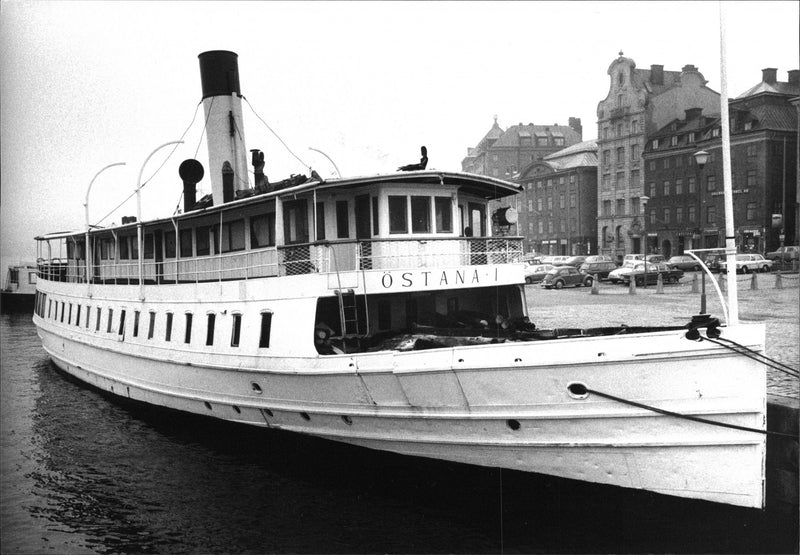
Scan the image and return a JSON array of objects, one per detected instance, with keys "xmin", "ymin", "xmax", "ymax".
[
  {"xmin": 704, "ymin": 254, "xmax": 723, "ymax": 273},
  {"xmin": 548, "ymin": 256, "xmax": 572, "ymax": 266},
  {"xmin": 541, "ymin": 266, "xmax": 593, "ymax": 289},
  {"xmin": 579, "ymin": 260, "xmax": 619, "ymax": 280},
  {"xmin": 719, "ymin": 253, "xmax": 773, "ymax": 273},
  {"xmin": 645, "ymin": 254, "xmax": 666, "ymax": 264},
  {"xmin": 524, "ymin": 263, "xmax": 555, "ymax": 284},
  {"xmin": 623, "ymin": 254, "xmax": 645, "ymax": 263},
  {"xmin": 562, "ymin": 255, "xmax": 587, "ymax": 267},
  {"xmin": 620, "ymin": 262, "xmax": 684, "ymax": 286},
  {"xmin": 584, "ymin": 255, "xmax": 614, "ymax": 263},
  {"xmin": 608, "ymin": 261, "xmax": 639, "ymax": 284},
  {"xmin": 765, "ymin": 246, "xmax": 799, "ymax": 262},
  {"xmin": 667, "ymin": 255, "xmax": 702, "ymax": 271}
]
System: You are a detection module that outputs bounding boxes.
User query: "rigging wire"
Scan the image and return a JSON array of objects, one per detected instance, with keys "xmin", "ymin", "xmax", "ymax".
[{"xmin": 241, "ymin": 95, "xmax": 311, "ymax": 172}]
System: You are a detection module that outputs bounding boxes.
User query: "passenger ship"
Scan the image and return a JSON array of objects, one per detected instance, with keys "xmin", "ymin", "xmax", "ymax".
[{"xmin": 33, "ymin": 51, "xmax": 767, "ymax": 508}]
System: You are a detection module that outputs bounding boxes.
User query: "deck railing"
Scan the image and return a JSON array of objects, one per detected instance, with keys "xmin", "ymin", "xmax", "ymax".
[{"xmin": 38, "ymin": 237, "xmax": 524, "ymax": 284}]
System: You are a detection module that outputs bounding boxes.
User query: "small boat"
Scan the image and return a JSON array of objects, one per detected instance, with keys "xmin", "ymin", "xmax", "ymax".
[
  {"xmin": 1, "ymin": 263, "xmax": 38, "ymax": 312},
  {"xmin": 32, "ymin": 51, "xmax": 767, "ymax": 508}
]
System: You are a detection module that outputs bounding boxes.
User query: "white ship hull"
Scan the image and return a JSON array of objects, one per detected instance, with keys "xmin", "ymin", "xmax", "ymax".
[{"xmin": 36, "ymin": 301, "xmax": 766, "ymax": 508}]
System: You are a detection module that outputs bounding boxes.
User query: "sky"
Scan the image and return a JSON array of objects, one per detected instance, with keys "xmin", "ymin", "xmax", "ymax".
[{"xmin": 1, "ymin": 1, "xmax": 798, "ymax": 269}]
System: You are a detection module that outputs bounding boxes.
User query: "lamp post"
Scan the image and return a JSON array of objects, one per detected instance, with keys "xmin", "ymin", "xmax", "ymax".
[
  {"xmin": 85, "ymin": 162, "xmax": 126, "ymax": 293},
  {"xmin": 692, "ymin": 150, "xmax": 710, "ymax": 312},
  {"xmin": 640, "ymin": 195, "xmax": 649, "ymax": 287}
]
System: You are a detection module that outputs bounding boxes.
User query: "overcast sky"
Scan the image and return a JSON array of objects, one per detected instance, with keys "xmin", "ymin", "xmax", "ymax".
[{"xmin": 1, "ymin": 1, "xmax": 797, "ymax": 268}]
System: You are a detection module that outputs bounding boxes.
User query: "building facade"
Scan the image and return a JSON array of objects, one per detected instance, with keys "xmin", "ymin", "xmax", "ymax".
[
  {"xmin": 642, "ymin": 68, "xmax": 799, "ymax": 257},
  {"xmin": 596, "ymin": 53, "xmax": 720, "ymax": 260},
  {"xmin": 516, "ymin": 140, "xmax": 598, "ymax": 255}
]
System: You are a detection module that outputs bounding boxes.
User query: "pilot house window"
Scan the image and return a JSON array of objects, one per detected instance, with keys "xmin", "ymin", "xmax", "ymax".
[
  {"xmin": 389, "ymin": 196, "xmax": 408, "ymax": 234},
  {"xmin": 435, "ymin": 197, "xmax": 452, "ymax": 233},
  {"xmin": 411, "ymin": 197, "xmax": 431, "ymax": 233}
]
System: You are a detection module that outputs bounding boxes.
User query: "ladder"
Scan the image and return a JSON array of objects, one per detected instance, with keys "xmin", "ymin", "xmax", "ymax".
[{"xmin": 336, "ymin": 288, "xmax": 360, "ymax": 336}]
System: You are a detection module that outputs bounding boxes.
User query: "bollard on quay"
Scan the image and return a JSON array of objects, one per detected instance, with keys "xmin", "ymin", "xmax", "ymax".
[
  {"xmin": 691, "ymin": 273, "xmax": 699, "ymax": 293},
  {"xmin": 656, "ymin": 273, "xmax": 664, "ymax": 294},
  {"xmin": 591, "ymin": 274, "xmax": 599, "ymax": 295},
  {"xmin": 751, "ymin": 272, "xmax": 759, "ymax": 290},
  {"xmin": 628, "ymin": 277, "xmax": 636, "ymax": 295},
  {"xmin": 776, "ymin": 272, "xmax": 783, "ymax": 289}
]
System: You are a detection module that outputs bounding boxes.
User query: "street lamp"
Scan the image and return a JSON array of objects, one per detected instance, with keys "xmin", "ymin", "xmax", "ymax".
[
  {"xmin": 640, "ymin": 195, "xmax": 649, "ymax": 287},
  {"xmin": 693, "ymin": 150, "xmax": 710, "ymax": 313}
]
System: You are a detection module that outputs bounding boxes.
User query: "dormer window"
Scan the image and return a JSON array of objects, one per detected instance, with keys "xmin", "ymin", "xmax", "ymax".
[
  {"xmin": 652, "ymin": 139, "xmax": 659, "ymax": 149},
  {"xmin": 743, "ymin": 121, "xmax": 753, "ymax": 131},
  {"xmin": 670, "ymin": 136, "xmax": 678, "ymax": 146},
  {"xmin": 688, "ymin": 132, "xmax": 695, "ymax": 143}
]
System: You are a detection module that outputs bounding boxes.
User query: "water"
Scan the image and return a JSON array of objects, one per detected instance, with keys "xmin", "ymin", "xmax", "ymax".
[{"xmin": 2, "ymin": 312, "xmax": 798, "ymax": 554}]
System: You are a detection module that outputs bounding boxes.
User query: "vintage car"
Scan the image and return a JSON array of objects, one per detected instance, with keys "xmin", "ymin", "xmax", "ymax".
[
  {"xmin": 667, "ymin": 255, "xmax": 702, "ymax": 271},
  {"xmin": 541, "ymin": 266, "xmax": 594, "ymax": 289},
  {"xmin": 524, "ymin": 263, "xmax": 555, "ymax": 284},
  {"xmin": 719, "ymin": 253, "xmax": 773, "ymax": 273},
  {"xmin": 617, "ymin": 262, "xmax": 684, "ymax": 286}
]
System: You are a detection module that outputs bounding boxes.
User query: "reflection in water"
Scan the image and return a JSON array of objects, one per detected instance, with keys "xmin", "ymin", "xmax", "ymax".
[{"xmin": 2, "ymin": 314, "xmax": 798, "ymax": 554}]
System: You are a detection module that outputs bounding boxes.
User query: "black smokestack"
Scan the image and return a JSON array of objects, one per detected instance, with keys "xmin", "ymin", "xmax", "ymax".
[
  {"xmin": 179, "ymin": 159, "xmax": 204, "ymax": 212},
  {"xmin": 198, "ymin": 50, "xmax": 241, "ymax": 99}
]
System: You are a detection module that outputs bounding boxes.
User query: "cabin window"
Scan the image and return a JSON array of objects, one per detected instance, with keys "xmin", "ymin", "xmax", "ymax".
[
  {"xmin": 250, "ymin": 213, "xmax": 276, "ymax": 248},
  {"xmin": 196, "ymin": 226, "xmax": 211, "ymax": 256},
  {"xmin": 131, "ymin": 236, "xmax": 139, "ymax": 259},
  {"xmin": 147, "ymin": 311, "xmax": 155, "ymax": 339},
  {"xmin": 283, "ymin": 199, "xmax": 309, "ymax": 244},
  {"xmin": 60, "ymin": 301, "xmax": 65, "ymax": 323},
  {"xmin": 76, "ymin": 305, "xmax": 81, "ymax": 327},
  {"xmin": 119, "ymin": 237, "xmax": 130, "ymax": 260},
  {"xmin": 96, "ymin": 307, "xmax": 101, "ymax": 331},
  {"xmin": 85, "ymin": 305, "xmax": 91, "ymax": 328},
  {"xmin": 119, "ymin": 310, "xmax": 126, "ymax": 337},
  {"xmin": 205, "ymin": 313, "xmax": 216, "ymax": 346},
  {"xmin": 184, "ymin": 313, "xmax": 193, "ymax": 344},
  {"xmin": 231, "ymin": 313, "xmax": 242, "ymax": 347},
  {"xmin": 389, "ymin": 196, "xmax": 408, "ymax": 234},
  {"xmin": 100, "ymin": 238, "xmax": 113, "ymax": 260},
  {"xmin": 212, "ymin": 224, "xmax": 220, "ymax": 254},
  {"xmin": 164, "ymin": 230, "xmax": 176, "ymax": 258},
  {"xmin": 165, "ymin": 313, "xmax": 173, "ymax": 342},
  {"xmin": 259, "ymin": 312, "xmax": 273, "ymax": 348},
  {"xmin": 47, "ymin": 299, "xmax": 52, "ymax": 319},
  {"xmin": 316, "ymin": 203, "xmax": 326, "ymax": 241},
  {"xmin": 411, "ymin": 196, "xmax": 431, "ymax": 233},
  {"xmin": 435, "ymin": 197, "xmax": 452, "ymax": 233},
  {"xmin": 144, "ymin": 233, "xmax": 154, "ymax": 259},
  {"xmin": 68, "ymin": 303, "xmax": 73, "ymax": 325},
  {"xmin": 371, "ymin": 197, "xmax": 379, "ymax": 235},
  {"xmin": 133, "ymin": 310, "xmax": 140, "ymax": 337},
  {"xmin": 336, "ymin": 201, "xmax": 349, "ymax": 238},
  {"xmin": 107, "ymin": 308, "xmax": 114, "ymax": 333},
  {"xmin": 221, "ymin": 220, "xmax": 245, "ymax": 253},
  {"xmin": 179, "ymin": 229, "xmax": 193, "ymax": 257}
]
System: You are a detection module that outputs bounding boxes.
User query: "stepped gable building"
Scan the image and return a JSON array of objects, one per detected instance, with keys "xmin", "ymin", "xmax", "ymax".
[
  {"xmin": 642, "ymin": 68, "xmax": 799, "ymax": 257},
  {"xmin": 462, "ymin": 116, "xmax": 583, "ymax": 178},
  {"xmin": 596, "ymin": 53, "xmax": 720, "ymax": 260},
  {"xmin": 516, "ymin": 140, "xmax": 599, "ymax": 256}
]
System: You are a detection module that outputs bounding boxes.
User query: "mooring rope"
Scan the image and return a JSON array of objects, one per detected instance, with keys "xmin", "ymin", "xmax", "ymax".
[
  {"xmin": 572, "ymin": 385, "xmax": 798, "ymax": 440},
  {"xmin": 701, "ymin": 336, "xmax": 799, "ymax": 379}
]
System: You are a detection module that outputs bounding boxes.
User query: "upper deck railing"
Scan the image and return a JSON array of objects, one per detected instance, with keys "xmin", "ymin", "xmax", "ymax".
[{"xmin": 37, "ymin": 236, "xmax": 524, "ymax": 285}]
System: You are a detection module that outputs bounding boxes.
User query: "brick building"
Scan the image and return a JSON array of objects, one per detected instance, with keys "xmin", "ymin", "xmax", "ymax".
[
  {"xmin": 596, "ymin": 53, "xmax": 720, "ymax": 260},
  {"xmin": 516, "ymin": 140, "xmax": 598, "ymax": 255},
  {"xmin": 642, "ymin": 68, "xmax": 799, "ymax": 257}
]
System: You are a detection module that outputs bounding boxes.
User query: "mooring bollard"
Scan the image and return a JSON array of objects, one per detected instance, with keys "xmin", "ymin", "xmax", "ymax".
[
  {"xmin": 691, "ymin": 273, "xmax": 699, "ymax": 293},
  {"xmin": 751, "ymin": 272, "xmax": 758, "ymax": 290},
  {"xmin": 718, "ymin": 274, "xmax": 726, "ymax": 292},
  {"xmin": 656, "ymin": 273, "xmax": 664, "ymax": 294},
  {"xmin": 591, "ymin": 274, "xmax": 599, "ymax": 295},
  {"xmin": 776, "ymin": 272, "xmax": 783, "ymax": 289},
  {"xmin": 628, "ymin": 277, "xmax": 636, "ymax": 295}
]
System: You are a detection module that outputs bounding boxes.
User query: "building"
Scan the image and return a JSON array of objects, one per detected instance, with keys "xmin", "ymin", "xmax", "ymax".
[
  {"xmin": 642, "ymin": 68, "xmax": 799, "ymax": 256},
  {"xmin": 516, "ymin": 140, "xmax": 598, "ymax": 255},
  {"xmin": 462, "ymin": 117, "xmax": 583, "ymax": 178},
  {"xmin": 596, "ymin": 53, "xmax": 720, "ymax": 260}
]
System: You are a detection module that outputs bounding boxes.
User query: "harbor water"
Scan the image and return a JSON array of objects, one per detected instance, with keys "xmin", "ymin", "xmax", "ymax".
[{"xmin": 2, "ymin": 290, "xmax": 798, "ymax": 553}]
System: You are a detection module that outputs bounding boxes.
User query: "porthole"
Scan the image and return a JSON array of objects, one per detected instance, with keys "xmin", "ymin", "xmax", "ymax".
[
  {"xmin": 251, "ymin": 383, "xmax": 262, "ymax": 394},
  {"xmin": 204, "ymin": 401, "xmax": 212, "ymax": 410},
  {"xmin": 506, "ymin": 419, "xmax": 521, "ymax": 431},
  {"xmin": 567, "ymin": 382, "xmax": 589, "ymax": 399},
  {"xmin": 341, "ymin": 415, "xmax": 353, "ymax": 425},
  {"xmin": 300, "ymin": 412, "xmax": 311, "ymax": 421},
  {"xmin": 232, "ymin": 405, "xmax": 241, "ymax": 414},
  {"xmin": 264, "ymin": 408, "xmax": 274, "ymax": 417}
]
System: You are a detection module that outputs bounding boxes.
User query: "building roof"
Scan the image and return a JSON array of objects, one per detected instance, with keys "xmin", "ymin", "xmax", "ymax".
[
  {"xmin": 542, "ymin": 139, "xmax": 598, "ymax": 169},
  {"xmin": 737, "ymin": 80, "xmax": 800, "ymax": 99},
  {"xmin": 493, "ymin": 123, "xmax": 581, "ymax": 148}
]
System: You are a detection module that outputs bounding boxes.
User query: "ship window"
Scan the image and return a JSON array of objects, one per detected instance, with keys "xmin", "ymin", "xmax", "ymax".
[
  {"xmin": 315, "ymin": 202, "xmax": 326, "ymax": 241},
  {"xmin": 164, "ymin": 230, "xmax": 176, "ymax": 258},
  {"xmin": 165, "ymin": 313, "xmax": 173, "ymax": 342},
  {"xmin": 250, "ymin": 213, "xmax": 276, "ymax": 248},
  {"xmin": 106, "ymin": 308, "xmax": 113, "ymax": 333},
  {"xmin": 60, "ymin": 302, "xmax": 65, "ymax": 323},
  {"xmin": 68, "ymin": 303, "xmax": 72, "ymax": 324},
  {"xmin": 231, "ymin": 313, "xmax": 242, "ymax": 347},
  {"xmin": 133, "ymin": 310, "xmax": 140, "ymax": 337},
  {"xmin": 388, "ymin": 196, "xmax": 408, "ymax": 233},
  {"xmin": 100, "ymin": 238, "xmax": 112, "ymax": 260},
  {"xmin": 119, "ymin": 237, "xmax": 129, "ymax": 260},
  {"xmin": 259, "ymin": 312, "xmax": 273, "ymax": 348},
  {"xmin": 435, "ymin": 197, "xmax": 452, "ymax": 233},
  {"xmin": 196, "ymin": 226, "xmax": 210, "ymax": 256},
  {"xmin": 47, "ymin": 299, "xmax": 52, "ymax": 318},
  {"xmin": 76, "ymin": 305, "xmax": 81, "ymax": 327},
  {"xmin": 96, "ymin": 307, "xmax": 101, "ymax": 331},
  {"xmin": 179, "ymin": 229, "xmax": 193, "ymax": 257},
  {"xmin": 205, "ymin": 313, "xmax": 216, "ymax": 345},
  {"xmin": 221, "ymin": 220, "xmax": 245, "ymax": 253},
  {"xmin": 372, "ymin": 197, "xmax": 379, "ymax": 235},
  {"xmin": 336, "ymin": 201, "xmax": 349, "ymax": 238},
  {"xmin": 184, "ymin": 313, "xmax": 193, "ymax": 344},
  {"xmin": 86, "ymin": 305, "xmax": 91, "ymax": 328},
  {"xmin": 131, "ymin": 236, "xmax": 139, "ymax": 259},
  {"xmin": 411, "ymin": 196, "xmax": 431, "ymax": 233},
  {"xmin": 147, "ymin": 311, "xmax": 155, "ymax": 339},
  {"xmin": 119, "ymin": 310, "xmax": 126, "ymax": 337}
]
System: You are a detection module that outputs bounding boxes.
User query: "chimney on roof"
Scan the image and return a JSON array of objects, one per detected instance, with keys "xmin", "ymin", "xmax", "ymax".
[
  {"xmin": 650, "ymin": 64, "xmax": 664, "ymax": 85},
  {"xmin": 684, "ymin": 108, "xmax": 703, "ymax": 121},
  {"xmin": 762, "ymin": 68, "xmax": 778, "ymax": 84},
  {"xmin": 788, "ymin": 69, "xmax": 800, "ymax": 85},
  {"xmin": 682, "ymin": 64, "xmax": 697, "ymax": 73},
  {"xmin": 568, "ymin": 117, "xmax": 583, "ymax": 138}
]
